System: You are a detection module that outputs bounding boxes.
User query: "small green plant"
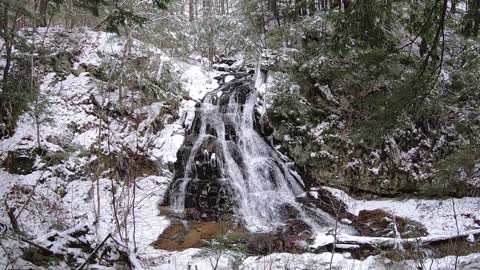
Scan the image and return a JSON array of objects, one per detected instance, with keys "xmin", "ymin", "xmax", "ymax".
[
  {"xmin": 42, "ymin": 147, "xmax": 75, "ymax": 166},
  {"xmin": 194, "ymin": 233, "xmax": 247, "ymax": 270},
  {"xmin": 22, "ymin": 247, "xmax": 62, "ymax": 267},
  {"xmin": 0, "ymin": 58, "xmax": 37, "ymax": 137},
  {"xmin": 432, "ymin": 144, "xmax": 480, "ymax": 195}
]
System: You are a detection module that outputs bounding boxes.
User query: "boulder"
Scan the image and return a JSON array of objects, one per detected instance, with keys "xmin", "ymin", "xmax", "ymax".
[{"xmin": 153, "ymin": 222, "xmax": 246, "ymax": 251}]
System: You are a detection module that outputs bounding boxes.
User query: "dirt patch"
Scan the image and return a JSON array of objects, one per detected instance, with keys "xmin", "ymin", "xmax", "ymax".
[{"xmin": 152, "ymin": 222, "xmax": 247, "ymax": 251}]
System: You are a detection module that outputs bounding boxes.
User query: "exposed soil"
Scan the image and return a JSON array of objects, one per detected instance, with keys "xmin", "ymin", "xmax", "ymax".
[{"xmin": 152, "ymin": 221, "xmax": 247, "ymax": 251}]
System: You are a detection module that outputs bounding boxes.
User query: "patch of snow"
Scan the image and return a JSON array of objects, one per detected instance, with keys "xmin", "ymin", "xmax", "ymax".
[
  {"xmin": 179, "ymin": 64, "xmax": 220, "ymax": 100},
  {"xmin": 325, "ymin": 187, "xmax": 480, "ymax": 236}
]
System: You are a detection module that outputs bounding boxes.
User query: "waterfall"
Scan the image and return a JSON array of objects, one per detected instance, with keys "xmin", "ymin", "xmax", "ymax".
[{"xmin": 164, "ymin": 78, "xmax": 334, "ymax": 233}]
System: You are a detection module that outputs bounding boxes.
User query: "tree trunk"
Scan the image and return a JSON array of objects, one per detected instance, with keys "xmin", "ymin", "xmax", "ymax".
[
  {"xmin": 473, "ymin": 0, "xmax": 480, "ymax": 36},
  {"xmin": 189, "ymin": 0, "xmax": 195, "ymax": 21},
  {"xmin": 220, "ymin": 0, "xmax": 225, "ymax": 14},
  {"xmin": 180, "ymin": 0, "xmax": 185, "ymax": 15},
  {"xmin": 294, "ymin": 0, "xmax": 301, "ymax": 18},
  {"xmin": 195, "ymin": 0, "xmax": 198, "ymax": 19},
  {"xmin": 5, "ymin": 201, "xmax": 21, "ymax": 234},
  {"xmin": 269, "ymin": 0, "xmax": 281, "ymax": 27},
  {"xmin": 309, "ymin": 0, "xmax": 317, "ymax": 14},
  {"xmin": 206, "ymin": 0, "xmax": 214, "ymax": 69},
  {"xmin": 2, "ymin": 1, "xmax": 11, "ymax": 82},
  {"xmin": 451, "ymin": 0, "xmax": 457, "ymax": 13},
  {"xmin": 385, "ymin": 0, "xmax": 392, "ymax": 28},
  {"xmin": 39, "ymin": 0, "xmax": 49, "ymax": 27}
]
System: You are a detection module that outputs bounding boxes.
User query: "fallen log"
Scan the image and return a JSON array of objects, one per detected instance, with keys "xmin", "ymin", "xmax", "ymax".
[{"xmin": 313, "ymin": 229, "xmax": 480, "ymax": 249}]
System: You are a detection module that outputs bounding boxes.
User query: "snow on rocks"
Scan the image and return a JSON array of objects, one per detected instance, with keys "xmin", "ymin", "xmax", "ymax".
[
  {"xmin": 325, "ymin": 187, "xmax": 480, "ymax": 236},
  {"xmin": 180, "ymin": 64, "xmax": 221, "ymax": 100}
]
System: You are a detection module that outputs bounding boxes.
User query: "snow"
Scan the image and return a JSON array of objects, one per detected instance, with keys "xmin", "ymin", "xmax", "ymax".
[
  {"xmin": 126, "ymin": 176, "xmax": 171, "ymax": 255},
  {"xmin": 325, "ymin": 187, "xmax": 480, "ymax": 236},
  {"xmin": 179, "ymin": 64, "xmax": 221, "ymax": 100},
  {"xmin": 1, "ymin": 27, "xmax": 480, "ymax": 269},
  {"xmin": 151, "ymin": 122, "xmax": 185, "ymax": 166}
]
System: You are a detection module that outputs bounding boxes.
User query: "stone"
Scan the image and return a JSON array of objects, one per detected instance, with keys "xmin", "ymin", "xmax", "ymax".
[
  {"xmin": 246, "ymin": 230, "xmax": 308, "ymax": 255},
  {"xmin": 296, "ymin": 188, "xmax": 349, "ymax": 217},
  {"xmin": 183, "ymin": 179, "xmax": 234, "ymax": 221},
  {"xmin": 352, "ymin": 209, "xmax": 428, "ymax": 238},
  {"xmin": 153, "ymin": 222, "xmax": 245, "ymax": 251},
  {"xmin": 284, "ymin": 219, "xmax": 312, "ymax": 240}
]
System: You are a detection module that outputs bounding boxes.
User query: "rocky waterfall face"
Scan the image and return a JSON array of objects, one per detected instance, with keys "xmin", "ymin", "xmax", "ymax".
[{"xmin": 163, "ymin": 78, "xmax": 334, "ymax": 233}]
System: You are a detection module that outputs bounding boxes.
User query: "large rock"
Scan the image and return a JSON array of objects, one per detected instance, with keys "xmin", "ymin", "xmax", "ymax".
[{"xmin": 153, "ymin": 222, "xmax": 246, "ymax": 251}]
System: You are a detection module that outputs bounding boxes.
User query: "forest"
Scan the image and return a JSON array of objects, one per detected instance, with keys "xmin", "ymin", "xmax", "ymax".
[{"xmin": 0, "ymin": 0, "xmax": 479, "ymax": 269}]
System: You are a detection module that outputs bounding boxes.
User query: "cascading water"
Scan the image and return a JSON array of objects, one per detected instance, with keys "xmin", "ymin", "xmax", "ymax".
[{"xmin": 164, "ymin": 78, "xmax": 335, "ymax": 233}]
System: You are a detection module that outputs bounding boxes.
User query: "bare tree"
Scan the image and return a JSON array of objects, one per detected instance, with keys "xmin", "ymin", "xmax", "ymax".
[
  {"xmin": 189, "ymin": 0, "xmax": 195, "ymax": 21},
  {"xmin": 452, "ymin": 198, "xmax": 460, "ymax": 270},
  {"xmin": 39, "ymin": 0, "xmax": 49, "ymax": 26}
]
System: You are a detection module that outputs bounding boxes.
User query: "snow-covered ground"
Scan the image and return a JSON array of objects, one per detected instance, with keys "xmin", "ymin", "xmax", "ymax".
[
  {"xmin": 325, "ymin": 187, "xmax": 480, "ymax": 236},
  {"xmin": 0, "ymin": 27, "xmax": 222, "ymax": 269}
]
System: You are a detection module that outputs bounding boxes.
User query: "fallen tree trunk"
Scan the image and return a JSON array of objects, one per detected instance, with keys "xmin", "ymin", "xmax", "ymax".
[{"xmin": 313, "ymin": 229, "xmax": 480, "ymax": 249}]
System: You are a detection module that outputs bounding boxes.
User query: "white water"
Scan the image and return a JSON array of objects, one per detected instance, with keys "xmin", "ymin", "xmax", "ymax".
[{"xmin": 170, "ymin": 79, "xmax": 334, "ymax": 232}]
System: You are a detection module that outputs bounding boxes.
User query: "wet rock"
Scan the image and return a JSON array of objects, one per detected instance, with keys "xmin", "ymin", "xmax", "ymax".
[
  {"xmin": 183, "ymin": 208, "xmax": 201, "ymax": 221},
  {"xmin": 259, "ymin": 115, "xmax": 274, "ymax": 137},
  {"xmin": 223, "ymin": 119, "xmax": 237, "ymax": 142},
  {"xmin": 283, "ymin": 219, "xmax": 312, "ymax": 240},
  {"xmin": 278, "ymin": 203, "xmax": 300, "ymax": 220},
  {"xmin": 297, "ymin": 188, "xmax": 349, "ymax": 218},
  {"xmin": 246, "ymin": 230, "xmax": 309, "ymax": 255},
  {"xmin": 226, "ymin": 142, "xmax": 244, "ymax": 168},
  {"xmin": 244, "ymin": 219, "xmax": 314, "ymax": 255},
  {"xmin": 153, "ymin": 222, "xmax": 246, "ymax": 251},
  {"xmin": 183, "ymin": 179, "xmax": 234, "ymax": 221}
]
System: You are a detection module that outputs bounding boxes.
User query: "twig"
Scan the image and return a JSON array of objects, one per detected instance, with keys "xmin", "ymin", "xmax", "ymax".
[
  {"xmin": 4, "ymin": 200, "xmax": 20, "ymax": 234},
  {"xmin": 15, "ymin": 169, "xmax": 48, "ymax": 220},
  {"xmin": 75, "ymin": 233, "xmax": 112, "ymax": 270},
  {"xmin": 452, "ymin": 198, "xmax": 459, "ymax": 270}
]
